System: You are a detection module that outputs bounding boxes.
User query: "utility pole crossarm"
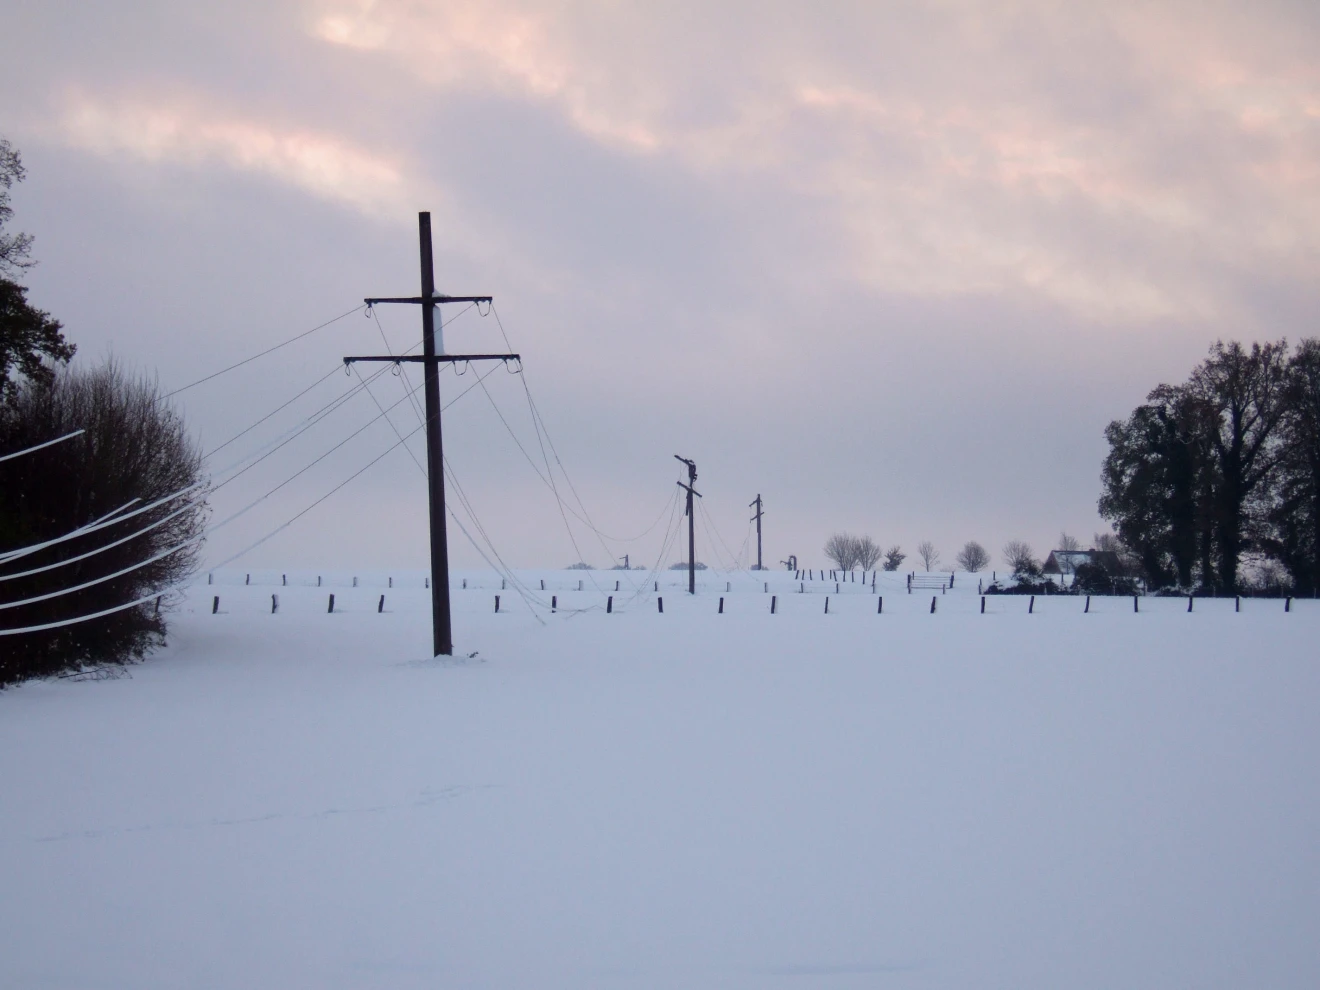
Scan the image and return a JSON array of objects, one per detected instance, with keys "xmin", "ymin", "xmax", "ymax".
[
  {"xmin": 365, "ymin": 295, "xmax": 493, "ymax": 306},
  {"xmin": 343, "ymin": 354, "xmax": 519, "ymax": 365}
]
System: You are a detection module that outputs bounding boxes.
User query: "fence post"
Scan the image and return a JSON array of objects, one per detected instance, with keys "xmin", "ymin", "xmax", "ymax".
[
  {"xmin": 1133, "ymin": 595, "xmax": 1139, "ymax": 613},
  {"xmin": 425, "ymin": 577, "xmax": 429, "ymax": 589},
  {"xmin": 283, "ymin": 574, "xmax": 287, "ymax": 586},
  {"xmin": 495, "ymin": 595, "xmax": 500, "ymax": 613},
  {"xmin": 318, "ymin": 575, "xmax": 322, "ymax": 587},
  {"xmin": 658, "ymin": 597, "xmax": 664, "ymax": 613},
  {"xmin": 719, "ymin": 597, "xmax": 724, "ymax": 614},
  {"xmin": 462, "ymin": 578, "xmax": 467, "ymax": 590},
  {"xmin": 1235, "ymin": 595, "xmax": 1240, "ymax": 612},
  {"xmin": 1085, "ymin": 595, "xmax": 1090, "ymax": 613},
  {"xmin": 540, "ymin": 579, "xmax": 545, "ymax": 590},
  {"xmin": 245, "ymin": 573, "xmax": 250, "ymax": 585},
  {"xmin": 579, "ymin": 580, "xmax": 584, "ymax": 591},
  {"xmin": 353, "ymin": 576, "xmax": 358, "ymax": 588},
  {"xmin": 1188, "ymin": 595, "xmax": 1193, "ymax": 612},
  {"xmin": 824, "ymin": 596, "xmax": 829, "ymax": 614},
  {"xmin": 727, "ymin": 581, "xmax": 731, "ymax": 592},
  {"xmin": 208, "ymin": 573, "xmax": 213, "ymax": 585},
  {"xmin": 271, "ymin": 594, "xmax": 278, "ymax": 614},
  {"xmin": 771, "ymin": 595, "xmax": 777, "ymax": 614},
  {"xmin": 930, "ymin": 596, "xmax": 937, "ymax": 614},
  {"xmin": 606, "ymin": 596, "xmax": 612, "ymax": 613},
  {"xmin": 800, "ymin": 582, "xmax": 804, "ymax": 593},
  {"xmin": 503, "ymin": 578, "xmax": 507, "ymax": 590},
  {"xmin": 378, "ymin": 594, "xmax": 385, "ymax": 613},
  {"xmin": 981, "ymin": 596, "xmax": 986, "ymax": 614},
  {"xmin": 1029, "ymin": 595, "xmax": 1034, "ymax": 614},
  {"xmin": 212, "ymin": 595, "xmax": 219, "ymax": 614},
  {"xmin": 1286, "ymin": 596, "xmax": 1292, "ymax": 612},
  {"xmin": 328, "ymin": 594, "xmax": 335, "ymax": 613},
  {"xmin": 878, "ymin": 596, "xmax": 883, "ymax": 614},
  {"xmin": 551, "ymin": 595, "xmax": 557, "ymax": 612}
]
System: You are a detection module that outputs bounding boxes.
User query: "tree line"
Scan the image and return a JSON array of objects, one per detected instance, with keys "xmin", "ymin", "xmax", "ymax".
[{"xmin": 1100, "ymin": 339, "xmax": 1320, "ymax": 594}]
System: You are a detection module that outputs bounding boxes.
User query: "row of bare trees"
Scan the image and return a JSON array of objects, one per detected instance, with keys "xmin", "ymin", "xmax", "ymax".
[{"xmin": 821, "ymin": 536, "xmax": 1055, "ymax": 574}]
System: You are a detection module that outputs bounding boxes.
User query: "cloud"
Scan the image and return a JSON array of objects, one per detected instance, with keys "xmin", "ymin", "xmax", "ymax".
[
  {"xmin": 56, "ymin": 91, "xmax": 418, "ymax": 219},
  {"xmin": 296, "ymin": 0, "xmax": 1320, "ymax": 325}
]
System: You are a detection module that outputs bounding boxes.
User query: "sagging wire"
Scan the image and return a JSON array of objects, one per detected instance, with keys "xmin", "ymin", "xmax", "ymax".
[
  {"xmin": 0, "ymin": 483, "xmax": 204, "ymax": 566},
  {"xmin": 208, "ymin": 361, "xmax": 398, "ymax": 492},
  {"xmin": 0, "ymin": 429, "xmax": 85, "ymax": 463},
  {"xmin": 161, "ymin": 303, "xmax": 364, "ymax": 401},
  {"xmin": 203, "ymin": 364, "xmax": 344, "ymax": 460}
]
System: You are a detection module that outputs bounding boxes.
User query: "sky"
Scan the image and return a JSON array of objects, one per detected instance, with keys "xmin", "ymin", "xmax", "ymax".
[{"xmin": 2, "ymin": 0, "xmax": 1318, "ymax": 573}]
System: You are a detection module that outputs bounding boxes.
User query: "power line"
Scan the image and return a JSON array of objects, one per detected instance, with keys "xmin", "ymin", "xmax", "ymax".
[
  {"xmin": 161, "ymin": 304, "xmax": 364, "ymax": 401},
  {"xmin": 203, "ymin": 365, "xmax": 344, "ymax": 460},
  {"xmin": 0, "ymin": 484, "xmax": 203, "ymax": 565},
  {"xmin": 0, "ymin": 429, "xmax": 85, "ymax": 463},
  {"xmin": 0, "ymin": 497, "xmax": 202, "ymax": 582}
]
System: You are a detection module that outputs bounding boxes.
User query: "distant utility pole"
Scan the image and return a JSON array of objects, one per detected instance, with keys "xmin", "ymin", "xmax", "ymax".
[
  {"xmin": 619, "ymin": 554, "xmax": 629, "ymax": 570},
  {"xmin": 675, "ymin": 455, "xmax": 700, "ymax": 594},
  {"xmin": 343, "ymin": 212, "xmax": 519, "ymax": 657},
  {"xmin": 749, "ymin": 494, "xmax": 763, "ymax": 571}
]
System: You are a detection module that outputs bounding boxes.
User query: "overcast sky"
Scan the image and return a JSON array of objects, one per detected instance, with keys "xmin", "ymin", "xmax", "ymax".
[{"xmin": 3, "ymin": 0, "xmax": 1318, "ymax": 573}]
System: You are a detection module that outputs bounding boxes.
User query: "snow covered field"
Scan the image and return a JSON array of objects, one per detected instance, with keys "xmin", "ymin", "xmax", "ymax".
[{"xmin": 3, "ymin": 569, "xmax": 1319, "ymax": 989}]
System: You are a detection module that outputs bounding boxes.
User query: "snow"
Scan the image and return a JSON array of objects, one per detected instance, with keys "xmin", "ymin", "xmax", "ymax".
[{"xmin": 3, "ymin": 569, "xmax": 1319, "ymax": 988}]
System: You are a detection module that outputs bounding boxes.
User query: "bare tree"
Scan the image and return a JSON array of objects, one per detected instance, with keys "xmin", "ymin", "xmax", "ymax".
[
  {"xmin": 1093, "ymin": 531, "xmax": 1121, "ymax": 553},
  {"xmin": 1003, "ymin": 539, "xmax": 1039, "ymax": 576},
  {"xmin": 955, "ymin": 541, "xmax": 990, "ymax": 572},
  {"xmin": 1058, "ymin": 532, "xmax": 1082, "ymax": 552},
  {"xmin": 855, "ymin": 535, "xmax": 882, "ymax": 571},
  {"xmin": 823, "ymin": 532, "xmax": 860, "ymax": 571},
  {"xmin": 917, "ymin": 540, "xmax": 940, "ymax": 571},
  {"xmin": 0, "ymin": 360, "xmax": 209, "ymax": 684},
  {"xmin": 883, "ymin": 546, "xmax": 906, "ymax": 571}
]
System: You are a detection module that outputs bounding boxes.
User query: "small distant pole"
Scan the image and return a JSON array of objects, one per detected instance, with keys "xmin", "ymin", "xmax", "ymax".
[
  {"xmin": 675, "ymin": 455, "xmax": 700, "ymax": 594},
  {"xmin": 749, "ymin": 494, "xmax": 764, "ymax": 571}
]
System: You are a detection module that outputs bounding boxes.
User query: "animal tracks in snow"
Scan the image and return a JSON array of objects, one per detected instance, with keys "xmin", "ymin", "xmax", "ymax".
[{"xmin": 29, "ymin": 784, "xmax": 495, "ymax": 843}]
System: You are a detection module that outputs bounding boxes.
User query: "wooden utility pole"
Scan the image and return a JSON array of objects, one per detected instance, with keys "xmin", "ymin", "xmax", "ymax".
[
  {"xmin": 675, "ymin": 455, "xmax": 700, "ymax": 594},
  {"xmin": 749, "ymin": 494, "xmax": 763, "ymax": 571},
  {"xmin": 344, "ymin": 212, "xmax": 518, "ymax": 656}
]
